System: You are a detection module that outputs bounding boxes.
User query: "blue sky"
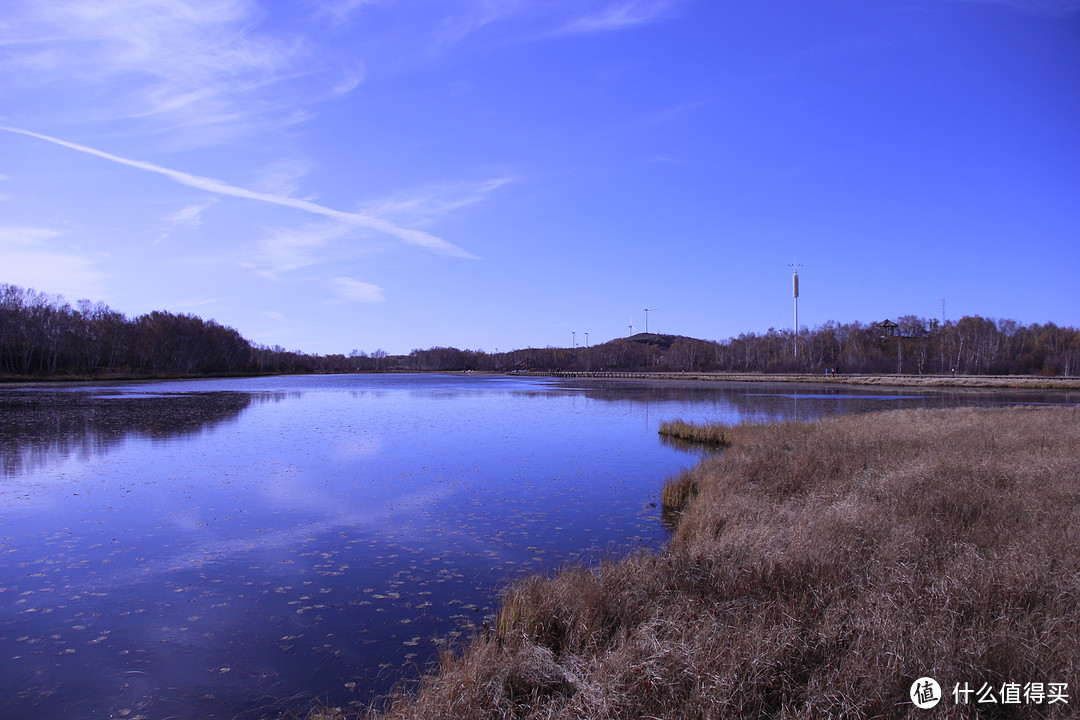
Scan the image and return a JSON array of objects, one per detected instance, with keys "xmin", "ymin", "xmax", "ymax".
[{"xmin": 2, "ymin": 0, "xmax": 1078, "ymax": 355}]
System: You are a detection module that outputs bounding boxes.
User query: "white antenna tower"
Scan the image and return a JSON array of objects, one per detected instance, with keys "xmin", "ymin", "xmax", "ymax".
[
  {"xmin": 644, "ymin": 306, "xmax": 659, "ymax": 335},
  {"xmin": 788, "ymin": 261, "xmax": 802, "ymax": 359}
]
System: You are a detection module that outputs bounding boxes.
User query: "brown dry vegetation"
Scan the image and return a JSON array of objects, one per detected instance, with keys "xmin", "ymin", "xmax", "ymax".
[
  {"xmin": 658, "ymin": 419, "xmax": 732, "ymax": 447},
  {"xmin": 542, "ymin": 371, "xmax": 1080, "ymax": 391},
  {"xmin": 347, "ymin": 407, "xmax": 1079, "ymax": 720}
]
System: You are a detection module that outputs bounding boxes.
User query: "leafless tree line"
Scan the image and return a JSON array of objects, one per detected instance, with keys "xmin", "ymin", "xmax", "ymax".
[
  {"xmin": 2, "ymin": 284, "xmax": 1076, "ymax": 377},
  {"xmin": 1, "ymin": 284, "xmax": 253, "ymax": 376},
  {"xmin": 405, "ymin": 315, "xmax": 1080, "ymax": 376}
]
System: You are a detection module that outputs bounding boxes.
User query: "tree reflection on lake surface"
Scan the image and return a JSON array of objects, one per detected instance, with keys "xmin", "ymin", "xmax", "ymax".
[
  {"xmin": 0, "ymin": 390, "xmax": 269, "ymax": 477},
  {"xmin": 0, "ymin": 374, "xmax": 1074, "ymax": 719}
]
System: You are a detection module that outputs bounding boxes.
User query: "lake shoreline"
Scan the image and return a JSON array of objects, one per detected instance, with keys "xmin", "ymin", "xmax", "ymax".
[
  {"xmin": 0, "ymin": 370, "xmax": 287, "ymax": 387},
  {"xmin": 522, "ymin": 370, "xmax": 1080, "ymax": 390},
  {"xmin": 2, "ymin": 369, "xmax": 1078, "ymax": 391},
  {"xmin": 4, "ymin": 376, "xmax": 1075, "ymax": 718},
  {"xmin": 355, "ymin": 406, "xmax": 1079, "ymax": 719}
]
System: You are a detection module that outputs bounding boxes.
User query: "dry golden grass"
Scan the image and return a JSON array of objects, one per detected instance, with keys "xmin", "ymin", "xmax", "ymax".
[
  {"xmin": 658, "ymin": 419, "xmax": 732, "ymax": 447},
  {"xmin": 541, "ymin": 371, "xmax": 1080, "ymax": 390},
  {"xmin": 660, "ymin": 468, "xmax": 699, "ymax": 517},
  {"xmin": 346, "ymin": 406, "xmax": 1080, "ymax": 720}
]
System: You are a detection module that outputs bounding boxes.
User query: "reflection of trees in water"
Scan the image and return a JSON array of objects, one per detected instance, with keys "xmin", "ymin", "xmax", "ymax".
[{"xmin": 0, "ymin": 391, "xmax": 285, "ymax": 476}]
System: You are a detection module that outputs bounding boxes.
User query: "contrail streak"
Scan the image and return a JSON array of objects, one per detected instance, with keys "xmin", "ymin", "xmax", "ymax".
[{"xmin": 0, "ymin": 125, "xmax": 477, "ymax": 259}]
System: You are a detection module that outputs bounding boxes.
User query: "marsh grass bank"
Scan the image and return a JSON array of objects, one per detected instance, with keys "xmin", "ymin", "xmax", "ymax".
[
  {"xmin": 325, "ymin": 406, "xmax": 1078, "ymax": 719},
  {"xmin": 657, "ymin": 418, "xmax": 732, "ymax": 447},
  {"xmin": 535, "ymin": 371, "xmax": 1080, "ymax": 391}
]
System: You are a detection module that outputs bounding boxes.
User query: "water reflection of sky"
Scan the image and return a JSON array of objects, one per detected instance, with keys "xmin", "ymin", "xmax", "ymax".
[{"xmin": 1, "ymin": 375, "xmax": 1075, "ymax": 719}]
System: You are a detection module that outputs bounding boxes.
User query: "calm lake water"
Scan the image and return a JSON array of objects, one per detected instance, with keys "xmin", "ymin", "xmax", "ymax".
[{"xmin": 1, "ymin": 374, "xmax": 1076, "ymax": 719}]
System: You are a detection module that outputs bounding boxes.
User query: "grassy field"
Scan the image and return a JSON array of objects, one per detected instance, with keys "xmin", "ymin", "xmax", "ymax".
[{"xmin": 311, "ymin": 406, "xmax": 1078, "ymax": 719}]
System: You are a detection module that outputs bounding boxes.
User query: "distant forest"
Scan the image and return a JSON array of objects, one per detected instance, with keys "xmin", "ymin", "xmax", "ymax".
[{"xmin": 2, "ymin": 283, "xmax": 1078, "ymax": 378}]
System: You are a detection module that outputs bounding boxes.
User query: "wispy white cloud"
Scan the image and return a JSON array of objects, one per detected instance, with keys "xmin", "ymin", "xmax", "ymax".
[
  {"xmin": 559, "ymin": 0, "xmax": 679, "ymax": 34},
  {"xmin": 243, "ymin": 177, "xmax": 511, "ymax": 296},
  {"xmin": 311, "ymin": 0, "xmax": 381, "ymax": 27},
  {"xmin": 246, "ymin": 221, "xmax": 371, "ymax": 279},
  {"xmin": 360, "ymin": 177, "xmax": 514, "ymax": 226},
  {"xmin": 0, "ymin": 1, "xmax": 282, "ymax": 120},
  {"xmin": 158, "ymin": 198, "xmax": 219, "ymax": 241},
  {"xmin": 426, "ymin": 0, "xmax": 528, "ymax": 54},
  {"xmin": 0, "ymin": 226, "xmax": 109, "ymax": 300},
  {"xmin": 1, "ymin": 126, "xmax": 477, "ymax": 258},
  {"xmin": 331, "ymin": 62, "xmax": 367, "ymax": 95},
  {"xmin": 242, "ymin": 177, "xmax": 511, "ymax": 282},
  {"xmin": 0, "ymin": 0, "xmax": 374, "ymax": 147},
  {"xmin": 165, "ymin": 200, "xmax": 218, "ymax": 228},
  {"xmin": 330, "ymin": 276, "xmax": 386, "ymax": 303},
  {"xmin": 250, "ymin": 159, "xmax": 313, "ymax": 198}
]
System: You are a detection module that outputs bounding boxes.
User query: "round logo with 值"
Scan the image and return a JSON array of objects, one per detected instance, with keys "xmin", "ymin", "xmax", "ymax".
[{"xmin": 910, "ymin": 677, "xmax": 942, "ymax": 709}]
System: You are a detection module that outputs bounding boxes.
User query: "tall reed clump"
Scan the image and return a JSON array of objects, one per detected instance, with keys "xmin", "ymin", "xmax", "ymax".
[
  {"xmin": 657, "ymin": 418, "xmax": 731, "ymax": 446},
  {"xmin": 659, "ymin": 420, "xmax": 761, "ymax": 515},
  {"xmin": 358, "ymin": 406, "xmax": 1079, "ymax": 720},
  {"xmin": 660, "ymin": 468, "xmax": 698, "ymax": 516}
]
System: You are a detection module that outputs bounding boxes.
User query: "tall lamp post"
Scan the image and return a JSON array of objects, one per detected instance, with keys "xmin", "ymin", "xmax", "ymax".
[{"xmin": 789, "ymin": 262, "xmax": 802, "ymax": 359}]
